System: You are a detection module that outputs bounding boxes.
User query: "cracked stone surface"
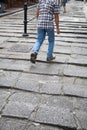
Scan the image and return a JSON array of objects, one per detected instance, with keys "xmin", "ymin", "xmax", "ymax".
[
  {"xmin": 0, "ymin": 90, "xmax": 11, "ymax": 112},
  {"xmin": 0, "ymin": 0, "xmax": 87, "ymax": 130},
  {"xmin": 2, "ymin": 101, "xmax": 37, "ymax": 119},
  {"xmin": 63, "ymin": 84, "xmax": 87, "ymax": 98},
  {"xmin": 35, "ymin": 106, "xmax": 76, "ymax": 129},
  {"xmin": 0, "ymin": 70, "xmax": 20, "ymax": 87},
  {"xmin": 0, "ymin": 118, "xmax": 27, "ymax": 130}
]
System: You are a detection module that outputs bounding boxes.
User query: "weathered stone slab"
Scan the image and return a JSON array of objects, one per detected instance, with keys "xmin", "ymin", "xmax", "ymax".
[
  {"xmin": 40, "ymin": 96, "xmax": 74, "ymax": 110},
  {"xmin": 0, "ymin": 42, "xmax": 13, "ymax": 51},
  {"xmin": 61, "ymin": 76, "xmax": 87, "ymax": 90},
  {"xmin": 0, "ymin": 90, "xmax": 11, "ymax": 111},
  {"xmin": 0, "ymin": 59, "xmax": 12, "ymax": 69},
  {"xmin": 7, "ymin": 37, "xmax": 19, "ymax": 43},
  {"xmin": 55, "ymin": 41, "xmax": 72, "ymax": 46},
  {"xmin": 17, "ymin": 73, "xmax": 60, "ymax": 82},
  {"xmin": 39, "ymin": 82, "xmax": 62, "ymax": 95},
  {"xmin": 0, "ymin": 70, "xmax": 20, "ymax": 87},
  {"xmin": 2, "ymin": 101, "xmax": 37, "ymax": 119},
  {"xmin": 68, "ymin": 55, "xmax": 87, "ymax": 65},
  {"xmin": 8, "ymin": 92, "xmax": 40, "ymax": 105},
  {"xmin": 41, "ymin": 44, "xmax": 71, "ymax": 55},
  {"xmin": 0, "ymin": 118, "xmax": 27, "ymax": 130},
  {"xmin": 0, "ymin": 51, "xmax": 30, "ymax": 60},
  {"xmin": 75, "ymin": 98, "xmax": 87, "ymax": 112},
  {"xmin": 60, "ymin": 16, "xmax": 86, "ymax": 22},
  {"xmin": 0, "ymin": 28, "xmax": 24, "ymax": 33},
  {"xmin": 58, "ymin": 33, "xmax": 87, "ymax": 40},
  {"xmin": 64, "ymin": 65, "xmax": 87, "ymax": 78},
  {"xmin": 0, "ymin": 59, "xmax": 29, "ymax": 71},
  {"xmin": 0, "ymin": 32, "xmax": 22, "ymax": 37},
  {"xmin": 63, "ymin": 84, "xmax": 87, "ymax": 98},
  {"xmin": 0, "ymin": 37, "xmax": 9, "ymax": 44},
  {"xmin": 0, "ymin": 1, "xmax": 87, "ymax": 130},
  {"xmin": 15, "ymin": 73, "xmax": 60, "ymax": 92},
  {"xmin": 72, "ymin": 47, "xmax": 87, "ymax": 55},
  {"xmin": 74, "ymin": 77, "xmax": 87, "ymax": 86},
  {"xmin": 19, "ymin": 38, "xmax": 36, "ymax": 43},
  {"xmin": 56, "ymin": 37, "xmax": 87, "ymax": 43},
  {"xmin": 8, "ymin": 44, "xmax": 32, "ymax": 53},
  {"xmin": 26, "ymin": 122, "xmax": 63, "ymax": 130},
  {"xmin": 2, "ymin": 92, "xmax": 41, "ymax": 118},
  {"xmin": 16, "ymin": 77, "xmax": 40, "ymax": 92},
  {"xmin": 54, "ymin": 46, "xmax": 71, "ymax": 55},
  {"xmin": 0, "ymin": 118, "xmax": 64, "ymax": 130},
  {"xmin": 29, "ymin": 63, "xmax": 64, "ymax": 75},
  {"xmin": 61, "ymin": 29, "xmax": 87, "ymax": 36},
  {"xmin": 71, "ymin": 42, "xmax": 87, "ymax": 48},
  {"xmin": 74, "ymin": 110, "xmax": 87, "ymax": 130},
  {"xmin": 34, "ymin": 106, "xmax": 76, "ymax": 129},
  {"xmin": 62, "ymin": 76, "xmax": 75, "ymax": 84}
]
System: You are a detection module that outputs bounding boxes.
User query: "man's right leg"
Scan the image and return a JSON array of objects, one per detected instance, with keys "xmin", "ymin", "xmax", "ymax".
[{"xmin": 30, "ymin": 29, "xmax": 46, "ymax": 63}]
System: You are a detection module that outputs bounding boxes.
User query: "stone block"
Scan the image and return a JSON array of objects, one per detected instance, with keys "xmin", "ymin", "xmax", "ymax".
[{"xmin": 34, "ymin": 106, "xmax": 76, "ymax": 129}]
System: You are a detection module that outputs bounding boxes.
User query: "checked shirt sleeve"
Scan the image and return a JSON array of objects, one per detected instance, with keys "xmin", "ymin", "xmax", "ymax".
[{"xmin": 54, "ymin": 0, "xmax": 60, "ymax": 14}]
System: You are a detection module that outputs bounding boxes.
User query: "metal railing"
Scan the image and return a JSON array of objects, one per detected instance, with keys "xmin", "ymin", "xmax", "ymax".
[{"xmin": 23, "ymin": 2, "xmax": 29, "ymax": 36}]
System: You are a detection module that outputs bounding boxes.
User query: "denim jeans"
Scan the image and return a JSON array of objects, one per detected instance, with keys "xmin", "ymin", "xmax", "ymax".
[{"xmin": 32, "ymin": 28, "xmax": 54, "ymax": 58}]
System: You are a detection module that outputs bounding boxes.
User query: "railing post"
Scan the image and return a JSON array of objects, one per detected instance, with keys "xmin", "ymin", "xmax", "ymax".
[{"xmin": 23, "ymin": 2, "xmax": 29, "ymax": 37}]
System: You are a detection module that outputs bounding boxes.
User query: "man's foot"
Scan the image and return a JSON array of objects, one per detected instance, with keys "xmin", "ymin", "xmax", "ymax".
[
  {"xmin": 63, "ymin": 11, "xmax": 66, "ymax": 13},
  {"xmin": 46, "ymin": 56, "xmax": 55, "ymax": 62},
  {"xmin": 30, "ymin": 52, "xmax": 37, "ymax": 63},
  {"xmin": 63, "ymin": 9, "xmax": 66, "ymax": 13}
]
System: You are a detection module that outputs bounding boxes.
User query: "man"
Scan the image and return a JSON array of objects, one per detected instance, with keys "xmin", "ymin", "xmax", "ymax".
[
  {"xmin": 0, "ymin": 0, "xmax": 5, "ymax": 13},
  {"xmin": 30, "ymin": 0, "xmax": 60, "ymax": 63},
  {"xmin": 62, "ymin": 0, "xmax": 67, "ymax": 13}
]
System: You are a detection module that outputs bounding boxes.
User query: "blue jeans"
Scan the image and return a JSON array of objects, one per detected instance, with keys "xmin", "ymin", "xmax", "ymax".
[{"xmin": 32, "ymin": 28, "xmax": 54, "ymax": 58}]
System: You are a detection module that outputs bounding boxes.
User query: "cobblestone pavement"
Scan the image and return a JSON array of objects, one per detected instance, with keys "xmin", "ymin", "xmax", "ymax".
[{"xmin": 0, "ymin": 0, "xmax": 87, "ymax": 130}]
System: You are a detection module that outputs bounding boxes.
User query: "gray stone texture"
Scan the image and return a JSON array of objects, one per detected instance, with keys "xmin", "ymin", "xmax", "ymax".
[
  {"xmin": 64, "ymin": 65, "xmax": 87, "ymax": 78},
  {"xmin": 2, "ymin": 92, "xmax": 40, "ymax": 119},
  {"xmin": 15, "ymin": 73, "xmax": 60, "ymax": 93},
  {"xmin": 0, "ymin": 59, "xmax": 30, "ymax": 71},
  {"xmin": 0, "ymin": 118, "xmax": 27, "ymax": 130},
  {"xmin": 63, "ymin": 84, "xmax": 87, "ymax": 98},
  {"xmin": 74, "ymin": 110, "xmax": 87, "ymax": 130},
  {"xmin": 0, "ymin": 70, "xmax": 20, "ymax": 87},
  {"xmin": 25, "ymin": 123, "xmax": 64, "ymax": 130},
  {"xmin": 35, "ymin": 106, "xmax": 76, "ymax": 129},
  {"xmin": 0, "ymin": 90, "xmax": 11, "ymax": 112},
  {"xmin": 0, "ymin": 0, "xmax": 87, "ymax": 130}
]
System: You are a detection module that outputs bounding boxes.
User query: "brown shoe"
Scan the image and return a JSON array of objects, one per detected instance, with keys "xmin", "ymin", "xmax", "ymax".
[
  {"xmin": 30, "ymin": 52, "xmax": 37, "ymax": 63},
  {"xmin": 47, "ymin": 56, "xmax": 55, "ymax": 62}
]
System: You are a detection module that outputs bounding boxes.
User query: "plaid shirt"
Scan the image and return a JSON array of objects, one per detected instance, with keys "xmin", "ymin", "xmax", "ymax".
[{"xmin": 37, "ymin": 0, "xmax": 60, "ymax": 29}]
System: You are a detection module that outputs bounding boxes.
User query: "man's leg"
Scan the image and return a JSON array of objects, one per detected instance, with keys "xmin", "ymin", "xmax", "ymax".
[
  {"xmin": 32, "ymin": 29, "xmax": 46, "ymax": 53},
  {"xmin": 47, "ymin": 28, "xmax": 55, "ymax": 61},
  {"xmin": 30, "ymin": 29, "xmax": 46, "ymax": 63}
]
